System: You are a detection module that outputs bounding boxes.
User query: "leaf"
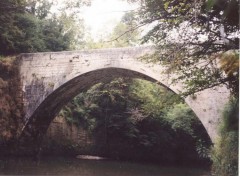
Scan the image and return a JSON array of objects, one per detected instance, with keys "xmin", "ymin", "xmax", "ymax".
[
  {"xmin": 206, "ymin": 0, "xmax": 216, "ymax": 11},
  {"xmin": 164, "ymin": 1, "xmax": 170, "ymax": 10}
]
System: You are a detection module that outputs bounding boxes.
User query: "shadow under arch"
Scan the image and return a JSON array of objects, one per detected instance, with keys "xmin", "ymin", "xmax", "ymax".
[{"xmin": 19, "ymin": 67, "xmax": 211, "ymax": 154}]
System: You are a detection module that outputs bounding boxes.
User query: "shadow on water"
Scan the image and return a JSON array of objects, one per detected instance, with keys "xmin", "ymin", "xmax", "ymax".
[{"xmin": 0, "ymin": 156, "xmax": 211, "ymax": 176}]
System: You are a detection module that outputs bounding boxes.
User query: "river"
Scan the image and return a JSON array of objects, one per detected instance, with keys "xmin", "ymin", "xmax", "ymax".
[{"xmin": 0, "ymin": 156, "xmax": 211, "ymax": 175}]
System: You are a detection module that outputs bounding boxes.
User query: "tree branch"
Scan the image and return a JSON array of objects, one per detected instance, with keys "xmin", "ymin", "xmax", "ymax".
[{"xmin": 104, "ymin": 23, "xmax": 146, "ymax": 43}]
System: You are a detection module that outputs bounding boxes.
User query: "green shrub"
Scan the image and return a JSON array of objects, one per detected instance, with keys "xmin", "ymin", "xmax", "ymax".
[{"xmin": 211, "ymin": 98, "xmax": 238, "ymax": 176}]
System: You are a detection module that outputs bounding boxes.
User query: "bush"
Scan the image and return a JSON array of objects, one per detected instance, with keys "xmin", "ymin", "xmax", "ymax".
[{"xmin": 211, "ymin": 98, "xmax": 238, "ymax": 176}]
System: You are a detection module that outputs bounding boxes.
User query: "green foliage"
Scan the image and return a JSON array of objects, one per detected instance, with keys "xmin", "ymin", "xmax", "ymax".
[
  {"xmin": 13, "ymin": 13, "xmax": 46, "ymax": 53},
  {"xmin": 59, "ymin": 78, "xmax": 211, "ymax": 163},
  {"xmin": 60, "ymin": 92, "xmax": 99, "ymax": 131},
  {"xmin": 85, "ymin": 12, "xmax": 140, "ymax": 49},
  {"xmin": 196, "ymin": 139, "xmax": 210, "ymax": 159},
  {"xmin": 25, "ymin": 0, "xmax": 53, "ymax": 19},
  {"xmin": 130, "ymin": 0, "xmax": 239, "ymax": 96},
  {"xmin": 211, "ymin": 98, "xmax": 239, "ymax": 176},
  {"xmin": 130, "ymin": 79, "xmax": 182, "ymax": 116},
  {"xmin": 0, "ymin": 0, "xmax": 24, "ymax": 55},
  {"xmin": 57, "ymin": 13, "xmax": 86, "ymax": 50},
  {"xmin": 220, "ymin": 98, "xmax": 239, "ymax": 133},
  {"xmin": 109, "ymin": 12, "xmax": 140, "ymax": 47},
  {"xmin": 219, "ymin": 51, "xmax": 239, "ymax": 97},
  {"xmin": 0, "ymin": 0, "xmax": 87, "ymax": 55},
  {"xmin": 41, "ymin": 16, "xmax": 72, "ymax": 52},
  {"xmin": 165, "ymin": 103, "xmax": 198, "ymax": 136}
]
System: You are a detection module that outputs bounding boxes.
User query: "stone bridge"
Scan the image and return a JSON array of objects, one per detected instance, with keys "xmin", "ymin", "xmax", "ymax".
[{"xmin": 18, "ymin": 46, "xmax": 230, "ymax": 150}]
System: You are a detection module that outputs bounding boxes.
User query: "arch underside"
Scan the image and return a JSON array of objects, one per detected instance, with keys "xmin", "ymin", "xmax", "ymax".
[{"xmin": 20, "ymin": 67, "xmax": 211, "ymax": 150}]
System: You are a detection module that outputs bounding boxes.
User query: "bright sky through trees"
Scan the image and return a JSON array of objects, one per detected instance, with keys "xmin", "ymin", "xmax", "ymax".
[{"xmin": 82, "ymin": 0, "xmax": 138, "ymax": 39}]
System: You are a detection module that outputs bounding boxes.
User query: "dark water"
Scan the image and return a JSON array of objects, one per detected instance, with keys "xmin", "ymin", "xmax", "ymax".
[{"xmin": 0, "ymin": 157, "xmax": 211, "ymax": 176}]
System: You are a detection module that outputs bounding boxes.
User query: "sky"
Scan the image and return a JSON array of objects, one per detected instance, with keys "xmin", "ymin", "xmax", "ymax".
[{"xmin": 81, "ymin": 0, "xmax": 138, "ymax": 39}]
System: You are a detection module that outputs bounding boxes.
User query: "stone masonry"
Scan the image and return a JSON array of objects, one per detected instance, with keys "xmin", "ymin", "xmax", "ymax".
[{"xmin": 18, "ymin": 46, "xmax": 230, "ymax": 145}]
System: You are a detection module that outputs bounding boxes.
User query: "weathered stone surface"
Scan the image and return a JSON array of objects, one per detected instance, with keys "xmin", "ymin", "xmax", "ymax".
[
  {"xmin": 43, "ymin": 116, "xmax": 94, "ymax": 153},
  {"xmin": 18, "ymin": 46, "xmax": 230, "ymax": 144}
]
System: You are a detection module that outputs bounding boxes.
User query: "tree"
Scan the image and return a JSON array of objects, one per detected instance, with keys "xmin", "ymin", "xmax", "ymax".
[
  {"xmin": 109, "ymin": 12, "xmax": 141, "ymax": 47},
  {"xmin": 52, "ymin": 0, "xmax": 91, "ymax": 50},
  {"xmin": 57, "ymin": 78, "xmax": 211, "ymax": 162},
  {"xmin": 129, "ymin": 79, "xmax": 182, "ymax": 117},
  {"xmin": 25, "ymin": 0, "xmax": 53, "ymax": 19},
  {"xmin": 0, "ymin": 0, "xmax": 88, "ymax": 55},
  {"xmin": 85, "ymin": 11, "xmax": 141, "ymax": 49},
  {"xmin": 125, "ymin": 0, "xmax": 239, "ymax": 172},
  {"xmin": 13, "ymin": 13, "xmax": 46, "ymax": 53},
  {"xmin": 57, "ymin": 13, "xmax": 86, "ymax": 50},
  {"xmin": 0, "ymin": 0, "xmax": 25, "ymax": 55},
  {"xmin": 127, "ymin": 0, "xmax": 239, "ymax": 96},
  {"xmin": 211, "ymin": 98, "xmax": 238, "ymax": 176}
]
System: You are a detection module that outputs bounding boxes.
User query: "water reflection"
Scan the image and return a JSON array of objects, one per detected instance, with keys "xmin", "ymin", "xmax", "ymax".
[{"xmin": 0, "ymin": 157, "xmax": 211, "ymax": 176}]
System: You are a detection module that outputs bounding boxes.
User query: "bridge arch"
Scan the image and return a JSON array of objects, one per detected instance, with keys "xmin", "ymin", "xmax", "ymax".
[{"xmin": 19, "ymin": 46, "xmax": 230, "ymax": 148}]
